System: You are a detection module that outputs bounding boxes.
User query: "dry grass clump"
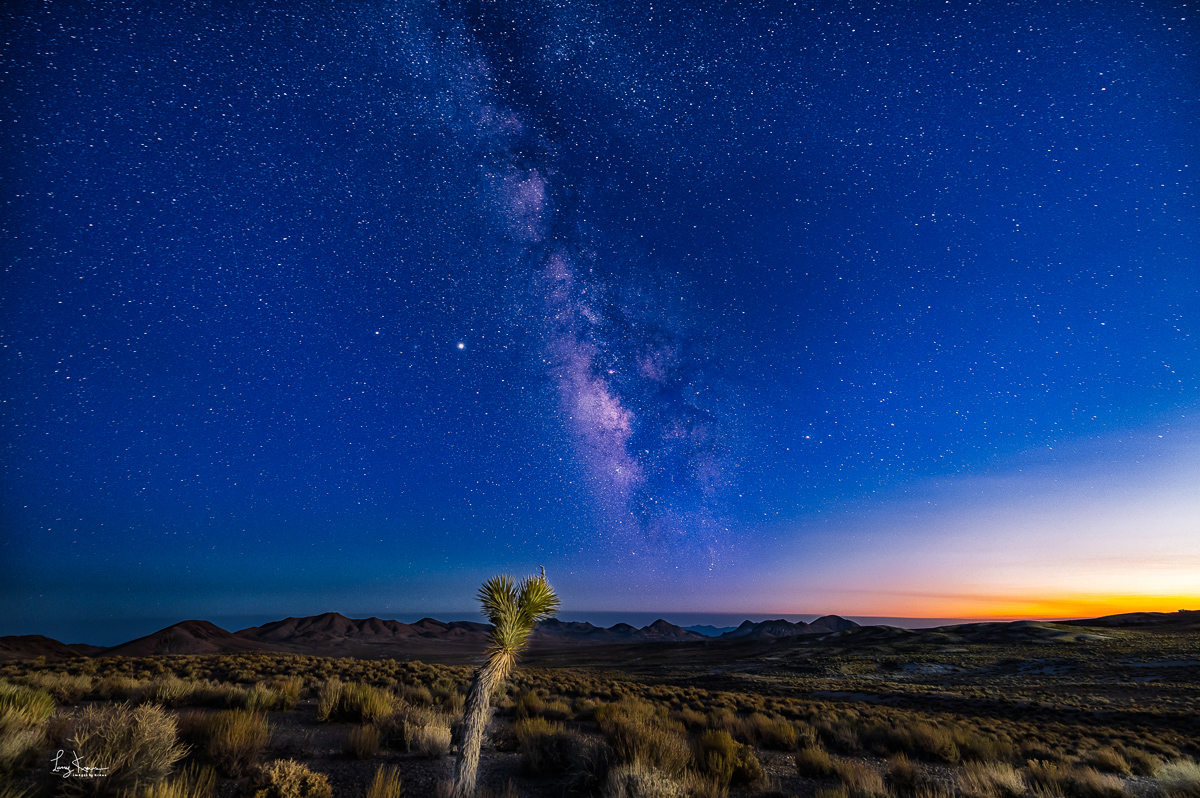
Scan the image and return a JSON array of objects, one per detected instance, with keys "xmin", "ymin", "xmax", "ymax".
[
  {"xmin": 1157, "ymin": 759, "xmax": 1200, "ymax": 798},
  {"xmin": 239, "ymin": 683, "xmax": 284, "ymax": 713},
  {"xmin": 674, "ymin": 707, "xmax": 707, "ymax": 731},
  {"xmin": 315, "ymin": 680, "xmax": 394, "ymax": 724},
  {"xmin": 515, "ymin": 691, "xmax": 546, "ymax": 718},
  {"xmin": 315, "ymin": 678, "xmax": 342, "ymax": 722},
  {"xmin": 384, "ymin": 703, "xmax": 454, "ymax": 756},
  {"xmin": 206, "ymin": 709, "xmax": 270, "ymax": 776},
  {"xmin": 22, "ymin": 671, "xmax": 92, "ymax": 704},
  {"xmin": 65, "ymin": 702, "xmax": 188, "ymax": 795},
  {"xmin": 250, "ymin": 759, "xmax": 332, "ymax": 798},
  {"xmin": 887, "ymin": 753, "xmax": 922, "ymax": 795},
  {"xmin": 912, "ymin": 784, "xmax": 956, "ymax": 798},
  {"xmin": 595, "ymin": 699, "xmax": 692, "ymax": 779},
  {"xmin": 411, "ymin": 715, "xmax": 452, "ymax": 759},
  {"xmin": 141, "ymin": 675, "xmax": 196, "ymax": 707},
  {"xmin": 133, "ymin": 763, "xmax": 217, "ymax": 798},
  {"xmin": 1025, "ymin": 761, "xmax": 1127, "ymax": 798},
  {"xmin": 1084, "ymin": 747, "xmax": 1132, "ymax": 776},
  {"xmin": 344, "ymin": 724, "xmax": 382, "ymax": 759},
  {"xmin": 0, "ymin": 679, "xmax": 54, "ymax": 770},
  {"xmin": 267, "ymin": 676, "xmax": 303, "ymax": 710},
  {"xmin": 93, "ymin": 675, "xmax": 146, "ymax": 701},
  {"xmin": 835, "ymin": 759, "xmax": 888, "ymax": 798},
  {"xmin": 796, "ymin": 745, "xmax": 839, "ymax": 778},
  {"xmin": 957, "ymin": 761, "xmax": 1025, "ymax": 798},
  {"xmin": 0, "ymin": 680, "xmax": 54, "ymax": 729},
  {"xmin": 366, "ymin": 765, "xmax": 404, "ymax": 798},
  {"xmin": 1123, "ymin": 749, "xmax": 1162, "ymax": 777},
  {"xmin": 819, "ymin": 717, "xmax": 864, "ymax": 755},
  {"xmin": 602, "ymin": 762, "xmax": 686, "ymax": 798}
]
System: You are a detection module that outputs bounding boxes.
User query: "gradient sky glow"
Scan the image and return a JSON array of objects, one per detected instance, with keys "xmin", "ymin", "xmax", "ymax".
[{"xmin": 2, "ymin": 0, "xmax": 1197, "ymax": 645}]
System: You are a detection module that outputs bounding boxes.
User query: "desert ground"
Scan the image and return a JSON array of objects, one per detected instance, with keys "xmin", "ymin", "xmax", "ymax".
[{"xmin": 1, "ymin": 611, "xmax": 1197, "ymax": 798}]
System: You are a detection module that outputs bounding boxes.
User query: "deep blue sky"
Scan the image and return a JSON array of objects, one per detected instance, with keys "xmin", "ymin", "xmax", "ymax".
[{"xmin": 3, "ymin": 0, "xmax": 1197, "ymax": 645}]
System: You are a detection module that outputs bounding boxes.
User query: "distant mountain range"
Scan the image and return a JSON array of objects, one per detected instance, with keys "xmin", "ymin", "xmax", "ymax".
[
  {"xmin": 0, "ymin": 612, "xmax": 862, "ymax": 660},
  {"xmin": 718, "ymin": 616, "xmax": 860, "ymax": 639},
  {"xmin": 684, "ymin": 625, "xmax": 738, "ymax": 637},
  {"xmin": 5, "ymin": 610, "xmax": 1194, "ymax": 661}
]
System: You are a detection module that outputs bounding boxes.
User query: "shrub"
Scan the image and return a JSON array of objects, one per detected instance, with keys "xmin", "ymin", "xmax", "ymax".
[
  {"xmin": 1158, "ymin": 759, "xmax": 1200, "ymax": 798},
  {"xmin": 602, "ymin": 763, "xmax": 686, "ymax": 798},
  {"xmin": 958, "ymin": 762, "xmax": 1025, "ymax": 798},
  {"xmin": 251, "ymin": 759, "xmax": 332, "ymax": 798},
  {"xmin": 514, "ymin": 717, "xmax": 574, "ymax": 774},
  {"xmin": 207, "ymin": 709, "xmax": 270, "ymax": 776},
  {"xmin": 796, "ymin": 746, "xmax": 838, "ymax": 778},
  {"xmin": 542, "ymin": 698, "xmax": 572, "ymax": 720},
  {"xmin": 695, "ymin": 728, "xmax": 763, "ymax": 788},
  {"xmin": 345, "ymin": 725, "xmax": 381, "ymax": 759},
  {"xmin": 566, "ymin": 736, "xmax": 616, "ymax": 796},
  {"xmin": 65, "ymin": 702, "xmax": 188, "ymax": 796},
  {"xmin": 400, "ymin": 684, "xmax": 433, "ymax": 706},
  {"xmin": 366, "ymin": 765, "xmax": 404, "ymax": 798},
  {"xmin": 516, "ymin": 691, "xmax": 546, "ymax": 718},
  {"xmin": 755, "ymin": 715, "xmax": 800, "ymax": 750}
]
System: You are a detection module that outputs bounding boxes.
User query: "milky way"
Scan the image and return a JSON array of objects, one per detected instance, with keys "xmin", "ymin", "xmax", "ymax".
[{"xmin": 427, "ymin": 14, "xmax": 733, "ymax": 550}]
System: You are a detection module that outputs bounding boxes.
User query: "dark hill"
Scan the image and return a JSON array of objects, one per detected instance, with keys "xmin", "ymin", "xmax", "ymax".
[
  {"xmin": 102, "ymin": 620, "xmax": 277, "ymax": 657},
  {"xmin": 0, "ymin": 634, "xmax": 90, "ymax": 661},
  {"xmin": 1061, "ymin": 610, "xmax": 1200, "ymax": 631}
]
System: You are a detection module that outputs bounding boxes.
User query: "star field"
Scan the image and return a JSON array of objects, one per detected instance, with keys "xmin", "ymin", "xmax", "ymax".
[{"xmin": 1, "ymin": 0, "xmax": 1196, "ymax": 642}]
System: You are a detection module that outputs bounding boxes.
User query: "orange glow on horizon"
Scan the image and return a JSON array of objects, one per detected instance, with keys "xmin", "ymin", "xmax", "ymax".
[{"xmin": 833, "ymin": 593, "xmax": 1199, "ymax": 622}]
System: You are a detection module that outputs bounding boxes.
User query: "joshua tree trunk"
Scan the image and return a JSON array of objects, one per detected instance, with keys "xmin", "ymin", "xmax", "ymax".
[
  {"xmin": 452, "ymin": 569, "xmax": 558, "ymax": 798},
  {"xmin": 452, "ymin": 656, "xmax": 510, "ymax": 798}
]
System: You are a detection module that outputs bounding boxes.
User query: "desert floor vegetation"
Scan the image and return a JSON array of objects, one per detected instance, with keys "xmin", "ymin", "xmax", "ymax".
[{"xmin": 0, "ymin": 622, "xmax": 1197, "ymax": 797}]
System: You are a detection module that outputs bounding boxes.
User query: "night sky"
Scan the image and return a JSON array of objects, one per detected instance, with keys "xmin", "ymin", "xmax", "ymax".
[{"xmin": 3, "ymin": 0, "xmax": 1197, "ymax": 645}]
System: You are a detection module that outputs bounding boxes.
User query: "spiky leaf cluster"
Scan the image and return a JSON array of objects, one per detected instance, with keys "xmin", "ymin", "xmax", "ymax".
[{"xmin": 477, "ymin": 572, "xmax": 560, "ymax": 673}]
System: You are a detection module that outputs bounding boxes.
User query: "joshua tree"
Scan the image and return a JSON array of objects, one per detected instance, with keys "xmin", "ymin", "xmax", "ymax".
[{"xmin": 453, "ymin": 567, "xmax": 560, "ymax": 798}]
